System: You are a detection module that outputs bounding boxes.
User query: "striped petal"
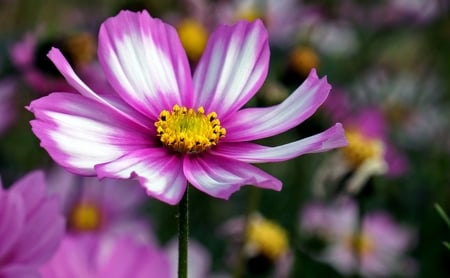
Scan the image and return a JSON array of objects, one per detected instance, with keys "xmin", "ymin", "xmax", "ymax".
[
  {"xmin": 28, "ymin": 93, "xmax": 153, "ymax": 176},
  {"xmin": 211, "ymin": 124, "xmax": 347, "ymax": 163},
  {"xmin": 47, "ymin": 48, "xmax": 148, "ymax": 130},
  {"xmin": 98, "ymin": 10, "xmax": 194, "ymax": 119},
  {"xmin": 222, "ymin": 69, "xmax": 331, "ymax": 142},
  {"xmin": 183, "ymin": 153, "xmax": 281, "ymax": 199},
  {"xmin": 95, "ymin": 148, "xmax": 186, "ymax": 205},
  {"xmin": 192, "ymin": 20, "xmax": 269, "ymax": 119}
]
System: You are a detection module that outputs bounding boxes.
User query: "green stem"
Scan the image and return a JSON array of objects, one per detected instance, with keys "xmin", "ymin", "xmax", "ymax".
[{"xmin": 178, "ymin": 187, "xmax": 189, "ymax": 278}]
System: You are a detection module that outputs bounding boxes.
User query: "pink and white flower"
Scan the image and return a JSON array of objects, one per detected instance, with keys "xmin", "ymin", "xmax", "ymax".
[
  {"xmin": 46, "ymin": 167, "xmax": 151, "ymax": 240},
  {"xmin": 28, "ymin": 10, "xmax": 346, "ymax": 205},
  {"xmin": 299, "ymin": 200, "xmax": 417, "ymax": 277},
  {"xmin": 314, "ymin": 90, "xmax": 408, "ymax": 197},
  {"xmin": 0, "ymin": 171, "xmax": 65, "ymax": 277}
]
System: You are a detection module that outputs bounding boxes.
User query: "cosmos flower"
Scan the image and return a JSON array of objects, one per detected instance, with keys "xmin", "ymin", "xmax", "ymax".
[
  {"xmin": 46, "ymin": 167, "xmax": 152, "ymax": 240},
  {"xmin": 0, "ymin": 171, "xmax": 65, "ymax": 277},
  {"xmin": 299, "ymin": 200, "xmax": 417, "ymax": 277},
  {"xmin": 315, "ymin": 91, "xmax": 408, "ymax": 197},
  {"xmin": 28, "ymin": 10, "xmax": 346, "ymax": 205},
  {"xmin": 40, "ymin": 233, "xmax": 171, "ymax": 278}
]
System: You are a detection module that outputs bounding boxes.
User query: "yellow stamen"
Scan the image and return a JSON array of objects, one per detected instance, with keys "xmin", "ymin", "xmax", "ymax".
[
  {"xmin": 177, "ymin": 19, "xmax": 208, "ymax": 61},
  {"xmin": 68, "ymin": 202, "xmax": 102, "ymax": 231},
  {"xmin": 341, "ymin": 130, "xmax": 384, "ymax": 167},
  {"xmin": 246, "ymin": 217, "xmax": 289, "ymax": 261},
  {"xmin": 155, "ymin": 105, "xmax": 226, "ymax": 154},
  {"xmin": 64, "ymin": 32, "xmax": 96, "ymax": 66},
  {"xmin": 346, "ymin": 232, "xmax": 375, "ymax": 257},
  {"xmin": 289, "ymin": 46, "xmax": 320, "ymax": 76}
]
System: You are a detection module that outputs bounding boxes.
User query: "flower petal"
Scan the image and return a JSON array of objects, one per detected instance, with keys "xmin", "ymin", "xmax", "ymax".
[
  {"xmin": 0, "ymin": 190, "xmax": 25, "ymax": 260},
  {"xmin": 192, "ymin": 20, "xmax": 269, "ymax": 119},
  {"xmin": 9, "ymin": 171, "xmax": 46, "ymax": 213},
  {"xmin": 0, "ymin": 265, "xmax": 40, "ymax": 278},
  {"xmin": 98, "ymin": 10, "xmax": 194, "ymax": 119},
  {"xmin": 47, "ymin": 48, "xmax": 148, "ymax": 129},
  {"xmin": 95, "ymin": 148, "xmax": 187, "ymax": 205},
  {"xmin": 14, "ymin": 195, "xmax": 65, "ymax": 265},
  {"xmin": 183, "ymin": 153, "xmax": 281, "ymax": 200},
  {"xmin": 29, "ymin": 93, "xmax": 153, "ymax": 175},
  {"xmin": 211, "ymin": 123, "xmax": 347, "ymax": 163},
  {"xmin": 222, "ymin": 69, "xmax": 331, "ymax": 142}
]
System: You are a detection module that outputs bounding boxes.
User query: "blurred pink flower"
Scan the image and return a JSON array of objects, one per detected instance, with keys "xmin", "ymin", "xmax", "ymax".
[
  {"xmin": 299, "ymin": 200, "xmax": 417, "ymax": 277},
  {"xmin": 343, "ymin": 107, "xmax": 408, "ymax": 176},
  {"xmin": 315, "ymin": 90, "xmax": 408, "ymax": 197},
  {"xmin": 0, "ymin": 171, "xmax": 65, "ymax": 277},
  {"xmin": 46, "ymin": 167, "xmax": 151, "ymax": 240},
  {"xmin": 28, "ymin": 10, "xmax": 346, "ymax": 205},
  {"xmin": 40, "ymin": 233, "xmax": 171, "ymax": 278}
]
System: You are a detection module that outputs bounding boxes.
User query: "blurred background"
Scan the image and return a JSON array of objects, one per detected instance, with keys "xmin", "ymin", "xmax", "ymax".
[{"xmin": 1, "ymin": 0, "xmax": 450, "ymax": 277}]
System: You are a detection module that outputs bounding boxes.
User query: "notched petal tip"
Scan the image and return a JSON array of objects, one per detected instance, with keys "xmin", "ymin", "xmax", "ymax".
[
  {"xmin": 47, "ymin": 46, "xmax": 60, "ymax": 58},
  {"xmin": 332, "ymin": 123, "xmax": 349, "ymax": 147},
  {"xmin": 308, "ymin": 67, "xmax": 319, "ymax": 79},
  {"xmin": 46, "ymin": 47, "xmax": 68, "ymax": 72}
]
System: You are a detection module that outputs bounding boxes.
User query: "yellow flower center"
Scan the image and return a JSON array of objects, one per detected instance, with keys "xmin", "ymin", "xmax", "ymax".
[
  {"xmin": 177, "ymin": 19, "xmax": 208, "ymax": 62},
  {"xmin": 346, "ymin": 232, "xmax": 375, "ymax": 257},
  {"xmin": 289, "ymin": 46, "xmax": 320, "ymax": 76},
  {"xmin": 341, "ymin": 130, "xmax": 384, "ymax": 167},
  {"xmin": 155, "ymin": 105, "xmax": 226, "ymax": 154},
  {"xmin": 246, "ymin": 217, "xmax": 289, "ymax": 261},
  {"xmin": 68, "ymin": 202, "xmax": 102, "ymax": 231},
  {"xmin": 64, "ymin": 32, "xmax": 96, "ymax": 66}
]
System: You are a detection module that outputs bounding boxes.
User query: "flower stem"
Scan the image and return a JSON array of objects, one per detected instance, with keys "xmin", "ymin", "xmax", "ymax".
[{"xmin": 178, "ymin": 186, "xmax": 189, "ymax": 278}]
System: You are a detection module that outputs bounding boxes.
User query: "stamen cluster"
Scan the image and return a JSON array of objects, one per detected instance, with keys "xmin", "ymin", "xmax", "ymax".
[
  {"xmin": 341, "ymin": 130, "xmax": 384, "ymax": 167},
  {"xmin": 68, "ymin": 202, "xmax": 102, "ymax": 231},
  {"xmin": 346, "ymin": 233, "xmax": 375, "ymax": 256},
  {"xmin": 155, "ymin": 105, "xmax": 226, "ymax": 153}
]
